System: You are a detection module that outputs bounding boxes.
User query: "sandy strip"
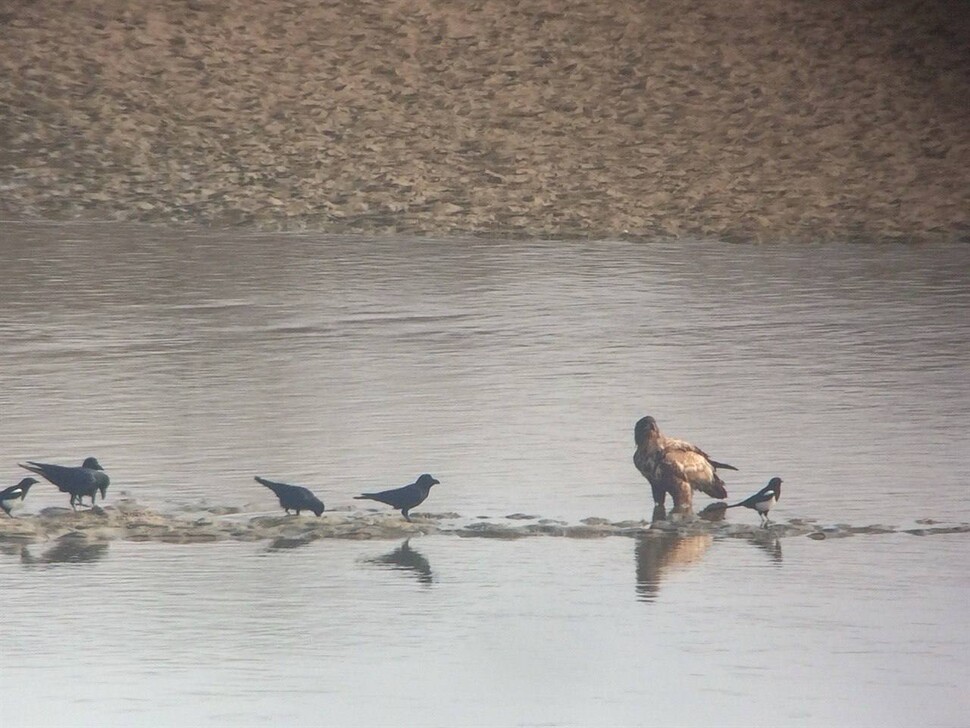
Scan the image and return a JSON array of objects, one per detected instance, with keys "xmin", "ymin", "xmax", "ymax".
[{"xmin": 1, "ymin": 500, "xmax": 965, "ymax": 547}]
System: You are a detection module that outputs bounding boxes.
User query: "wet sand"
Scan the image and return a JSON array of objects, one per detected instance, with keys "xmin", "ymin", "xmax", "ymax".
[
  {"xmin": 1, "ymin": 0, "xmax": 967, "ymax": 242},
  {"xmin": 1, "ymin": 499, "xmax": 965, "ymax": 547}
]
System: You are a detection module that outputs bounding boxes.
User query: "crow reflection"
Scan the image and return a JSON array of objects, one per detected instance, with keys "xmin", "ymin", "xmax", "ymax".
[
  {"xmin": 634, "ymin": 532, "xmax": 713, "ymax": 602},
  {"xmin": 267, "ymin": 536, "xmax": 314, "ymax": 551},
  {"xmin": 367, "ymin": 539, "xmax": 433, "ymax": 585},
  {"xmin": 20, "ymin": 536, "xmax": 109, "ymax": 565}
]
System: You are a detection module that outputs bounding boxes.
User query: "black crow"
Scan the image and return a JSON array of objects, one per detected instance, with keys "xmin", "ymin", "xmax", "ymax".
[
  {"xmin": 255, "ymin": 476, "xmax": 325, "ymax": 516},
  {"xmin": 19, "ymin": 457, "xmax": 110, "ymax": 509},
  {"xmin": 354, "ymin": 473, "xmax": 439, "ymax": 522}
]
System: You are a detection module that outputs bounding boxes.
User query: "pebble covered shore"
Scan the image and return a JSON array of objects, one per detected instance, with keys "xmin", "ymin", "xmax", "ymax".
[{"xmin": 2, "ymin": 0, "xmax": 968, "ymax": 242}]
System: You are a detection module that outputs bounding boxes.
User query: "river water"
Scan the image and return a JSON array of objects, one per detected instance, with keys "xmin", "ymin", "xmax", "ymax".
[{"xmin": 1, "ymin": 222, "xmax": 968, "ymax": 726}]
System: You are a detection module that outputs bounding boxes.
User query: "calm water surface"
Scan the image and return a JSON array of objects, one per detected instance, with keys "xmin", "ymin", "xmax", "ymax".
[{"xmin": 1, "ymin": 223, "xmax": 968, "ymax": 726}]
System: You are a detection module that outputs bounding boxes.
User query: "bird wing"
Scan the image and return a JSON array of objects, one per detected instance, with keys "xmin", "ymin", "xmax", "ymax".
[
  {"xmin": 658, "ymin": 445, "xmax": 728, "ymax": 499},
  {"xmin": 0, "ymin": 484, "xmax": 25, "ymax": 500},
  {"xmin": 751, "ymin": 483, "xmax": 778, "ymax": 504},
  {"xmin": 633, "ymin": 448, "xmax": 656, "ymax": 484},
  {"xmin": 20, "ymin": 462, "xmax": 95, "ymax": 491},
  {"xmin": 356, "ymin": 484, "xmax": 414, "ymax": 509},
  {"xmin": 661, "ymin": 445, "xmax": 714, "ymax": 480},
  {"xmin": 731, "ymin": 483, "xmax": 778, "ymax": 508},
  {"xmin": 663, "ymin": 437, "xmax": 736, "ymax": 471}
]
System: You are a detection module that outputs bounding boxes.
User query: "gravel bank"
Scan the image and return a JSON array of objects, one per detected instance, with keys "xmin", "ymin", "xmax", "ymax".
[{"xmin": 1, "ymin": 0, "xmax": 968, "ymax": 241}]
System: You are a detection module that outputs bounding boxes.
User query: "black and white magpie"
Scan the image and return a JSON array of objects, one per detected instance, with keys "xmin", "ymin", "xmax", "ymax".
[
  {"xmin": 725, "ymin": 477, "xmax": 783, "ymax": 526},
  {"xmin": 354, "ymin": 473, "xmax": 439, "ymax": 522},
  {"xmin": 19, "ymin": 457, "xmax": 110, "ymax": 509},
  {"xmin": 1, "ymin": 477, "xmax": 39, "ymax": 517},
  {"xmin": 255, "ymin": 476, "xmax": 325, "ymax": 516}
]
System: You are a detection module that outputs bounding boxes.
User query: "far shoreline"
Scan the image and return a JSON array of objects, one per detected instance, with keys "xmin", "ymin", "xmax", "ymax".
[
  {"xmin": 2, "ymin": 0, "xmax": 967, "ymax": 245},
  {"xmin": 1, "ymin": 213, "xmax": 963, "ymax": 246}
]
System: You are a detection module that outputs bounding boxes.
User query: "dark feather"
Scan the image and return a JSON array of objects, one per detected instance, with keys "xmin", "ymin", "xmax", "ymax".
[
  {"xmin": 255, "ymin": 476, "xmax": 325, "ymax": 516},
  {"xmin": 355, "ymin": 474, "xmax": 439, "ymax": 522},
  {"xmin": 19, "ymin": 458, "xmax": 109, "ymax": 509}
]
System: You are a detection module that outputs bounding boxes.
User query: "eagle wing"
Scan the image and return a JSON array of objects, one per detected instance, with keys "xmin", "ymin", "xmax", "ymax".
[{"xmin": 658, "ymin": 443, "xmax": 728, "ymax": 500}]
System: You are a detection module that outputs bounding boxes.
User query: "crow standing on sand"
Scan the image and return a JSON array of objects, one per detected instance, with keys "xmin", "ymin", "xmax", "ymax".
[
  {"xmin": 255, "ymin": 476, "xmax": 325, "ymax": 516},
  {"xmin": 633, "ymin": 416, "xmax": 736, "ymax": 511},
  {"xmin": 19, "ymin": 458, "xmax": 110, "ymax": 509},
  {"xmin": 354, "ymin": 474, "xmax": 439, "ymax": 522},
  {"xmin": 725, "ymin": 477, "xmax": 783, "ymax": 526},
  {"xmin": 1, "ymin": 477, "xmax": 38, "ymax": 517}
]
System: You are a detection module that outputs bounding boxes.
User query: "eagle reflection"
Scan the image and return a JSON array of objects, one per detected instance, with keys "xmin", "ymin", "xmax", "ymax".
[
  {"xmin": 635, "ymin": 530, "xmax": 783, "ymax": 602},
  {"xmin": 367, "ymin": 539, "xmax": 433, "ymax": 586},
  {"xmin": 635, "ymin": 532, "xmax": 713, "ymax": 602}
]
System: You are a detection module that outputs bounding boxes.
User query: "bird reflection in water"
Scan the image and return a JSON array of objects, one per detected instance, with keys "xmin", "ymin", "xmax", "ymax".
[
  {"xmin": 20, "ymin": 535, "xmax": 109, "ymax": 565},
  {"xmin": 635, "ymin": 531, "xmax": 713, "ymax": 603},
  {"xmin": 366, "ymin": 539, "xmax": 434, "ymax": 586},
  {"xmin": 636, "ymin": 507, "xmax": 783, "ymax": 601},
  {"xmin": 751, "ymin": 534, "xmax": 783, "ymax": 564},
  {"xmin": 700, "ymin": 502, "xmax": 783, "ymax": 561},
  {"xmin": 0, "ymin": 542, "xmax": 23, "ymax": 559},
  {"xmin": 266, "ymin": 536, "xmax": 314, "ymax": 551}
]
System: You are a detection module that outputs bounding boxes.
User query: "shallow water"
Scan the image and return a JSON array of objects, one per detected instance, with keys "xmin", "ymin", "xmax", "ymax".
[{"xmin": 1, "ymin": 223, "xmax": 969, "ymax": 726}]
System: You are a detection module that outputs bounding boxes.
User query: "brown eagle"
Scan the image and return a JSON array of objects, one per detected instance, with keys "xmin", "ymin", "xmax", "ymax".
[{"xmin": 633, "ymin": 416, "xmax": 736, "ymax": 511}]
